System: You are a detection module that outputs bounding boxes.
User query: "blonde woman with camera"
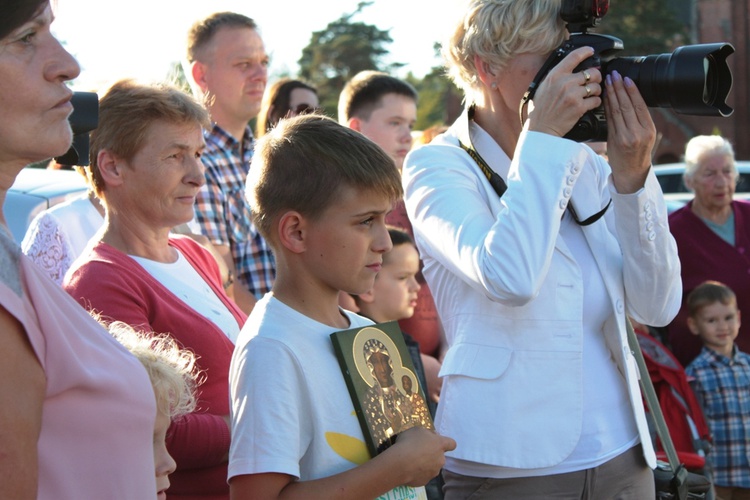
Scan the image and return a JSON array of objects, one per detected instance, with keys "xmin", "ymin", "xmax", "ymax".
[{"xmin": 401, "ymin": 0, "xmax": 681, "ymax": 498}]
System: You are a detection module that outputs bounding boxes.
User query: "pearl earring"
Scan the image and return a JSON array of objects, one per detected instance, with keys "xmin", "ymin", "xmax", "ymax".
[{"xmin": 491, "ymin": 82, "xmax": 497, "ymax": 89}]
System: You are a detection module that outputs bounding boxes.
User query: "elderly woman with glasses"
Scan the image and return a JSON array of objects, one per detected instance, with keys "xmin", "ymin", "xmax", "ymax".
[{"xmin": 401, "ymin": 0, "xmax": 682, "ymax": 498}]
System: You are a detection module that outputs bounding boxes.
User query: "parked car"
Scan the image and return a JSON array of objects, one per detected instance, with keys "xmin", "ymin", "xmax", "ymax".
[
  {"xmin": 4, "ymin": 166, "xmax": 88, "ymax": 244},
  {"xmin": 654, "ymin": 160, "xmax": 750, "ymax": 213}
]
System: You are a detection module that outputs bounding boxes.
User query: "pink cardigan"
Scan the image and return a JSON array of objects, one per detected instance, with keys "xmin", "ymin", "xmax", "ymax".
[{"xmin": 65, "ymin": 235, "xmax": 247, "ymax": 500}]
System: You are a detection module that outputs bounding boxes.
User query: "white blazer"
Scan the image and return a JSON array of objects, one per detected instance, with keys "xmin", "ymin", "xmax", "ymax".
[{"xmin": 402, "ymin": 109, "xmax": 682, "ymax": 470}]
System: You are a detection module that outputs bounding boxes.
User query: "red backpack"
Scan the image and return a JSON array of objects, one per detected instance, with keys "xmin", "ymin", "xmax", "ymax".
[{"xmin": 636, "ymin": 330, "xmax": 712, "ymax": 470}]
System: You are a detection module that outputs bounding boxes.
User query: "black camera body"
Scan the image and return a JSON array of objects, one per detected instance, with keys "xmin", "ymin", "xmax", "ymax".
[
  {"xmin": 531, "ymin": 0, "xmax": 735, "ymax": 142},
  {"xmin": 55, "ymin": 91, "xmax": 98, "ymax": 167}
]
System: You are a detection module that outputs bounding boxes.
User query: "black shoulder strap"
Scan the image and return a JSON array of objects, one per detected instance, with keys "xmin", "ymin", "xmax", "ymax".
[{"xmin": 457, "ymin": 106, "xmax": 609, "ymax": 226}]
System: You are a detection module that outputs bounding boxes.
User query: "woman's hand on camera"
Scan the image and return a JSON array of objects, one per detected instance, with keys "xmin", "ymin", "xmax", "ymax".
[
  {"xmin": 604, "ymin": 70, "xmax": 656, "ymax": 193},
  {"xmin": 528, "ymin": 46, "xmax": 602, "ymax": 138}
]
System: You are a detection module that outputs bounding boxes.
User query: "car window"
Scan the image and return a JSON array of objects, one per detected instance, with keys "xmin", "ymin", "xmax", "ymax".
[
  {"xmin": 737, "ymin": 173, "xmax": 750, "ymax": 192},
  {"xmin": 656, "ymin": 173, "xmax": 688, "ymax": 194},
  {"xmin": 656, "ymin": 169, "xmax": 750, "ymax": 194}
]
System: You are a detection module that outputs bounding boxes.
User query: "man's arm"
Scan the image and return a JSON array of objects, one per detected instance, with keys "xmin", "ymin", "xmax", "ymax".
[{"xmin": 212, "ymin": 242, "xmax": 257, "ymax": 314}]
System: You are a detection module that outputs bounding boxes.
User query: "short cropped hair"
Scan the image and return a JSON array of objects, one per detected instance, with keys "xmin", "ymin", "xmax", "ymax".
[
  {"xmin": 386, "ymin": 226, "xmax": 416, "ymax": 257},
  {"xmin": 338, "ymin": 70, "xmax": 418, "ymax": 123},
  {"xmin": 105, "ymin": 320, "xmax": 200, "ymax": 419},
  {"xmin": 687, "ymin": 280, "xmax": 737, "ymax": 318},
  {"xmin": 443, "ymin": 0, "xmax": 567, "ymax": 100},
  {"xmin": 257, "ymin": 78, "xmax": 318, "ymax": 137},
  {"xmin": 683, "ymin": 135, "xmax": 736, "ymax": 182},
  {"xmin": 247, "ymin": 114, "xmax": 403, "ymax": 245},
  {"xmin": 88, "ymin": 79, "xmax": 209, "ymax": 197},
  {"xmin": 186, "ymin": 11, "xmax": 257, "ymax": 63}
]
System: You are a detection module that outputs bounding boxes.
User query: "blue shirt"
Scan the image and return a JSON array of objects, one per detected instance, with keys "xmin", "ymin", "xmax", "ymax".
[{"xmin": 686, "ymin": 346, "xmax": 750, "ymax": 488}]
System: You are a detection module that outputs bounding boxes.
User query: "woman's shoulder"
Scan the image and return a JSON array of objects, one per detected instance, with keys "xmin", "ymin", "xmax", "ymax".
[
  {"xmin": 668, "ymin": 203, "xmax": 695, "ymax": 225},
  {"xmin": 732, "ymin": 199, "xmax": 750, "ymax": 214},
  {"xmin": 0, "ymin": 228, "xmax": 23, "ymax": 294}
]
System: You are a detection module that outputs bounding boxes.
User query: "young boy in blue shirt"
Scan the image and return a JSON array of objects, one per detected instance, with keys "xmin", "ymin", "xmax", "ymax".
[
  {"xmin": 685, "ymin": 280, "xmax": 750, "ymax": 499},
  {"xmin": 228, "ymin": 114, "xmax": 455, "ymax": 500}
]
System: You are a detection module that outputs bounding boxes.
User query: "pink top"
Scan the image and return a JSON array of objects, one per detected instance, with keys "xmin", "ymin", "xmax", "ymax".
[{"xmin": 0, "ymin": 228, "xmax": 156, "ymax": 498}]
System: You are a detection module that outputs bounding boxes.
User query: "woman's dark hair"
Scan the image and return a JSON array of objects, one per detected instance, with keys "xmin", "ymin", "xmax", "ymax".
[
  {"xmin": 256, "ymin": 78, "xmax": 318, "ymax": 137},
  {"xmin": 2, "ymin": 0, "xmax": 48, "ymax": 40}
]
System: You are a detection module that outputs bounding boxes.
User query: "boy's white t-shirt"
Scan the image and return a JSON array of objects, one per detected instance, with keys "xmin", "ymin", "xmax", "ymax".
[{"xmin": 229, "ymin": 293, "xmax": 427, "ymax": 500}]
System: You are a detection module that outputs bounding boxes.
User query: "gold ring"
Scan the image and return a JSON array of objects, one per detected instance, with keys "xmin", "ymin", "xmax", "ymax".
[
  {"xmin": 584, "ymin": 85, "xmax": 591, "ymax": 97},
  {"xmin": 583, "ymin": 70, "xmax": 591, "ymax": 82}
]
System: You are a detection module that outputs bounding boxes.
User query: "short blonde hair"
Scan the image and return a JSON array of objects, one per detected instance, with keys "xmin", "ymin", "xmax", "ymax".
[
  {"xmin": 443, "ymin": 0, "xmax": 567, "ymax": 100},
  {"xmin": 683, "ymin": 135, "xmax": 736, "ymax": 182},
  {"xmin": 186, "ymin": 12, "xmax": 257, "ymax": 63},
  {"xmin": 106, "ymin": 320, "xmax": 201, "ymax": 419}
]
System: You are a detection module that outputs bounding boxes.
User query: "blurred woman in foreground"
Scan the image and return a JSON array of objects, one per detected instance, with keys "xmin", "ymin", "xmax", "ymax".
[{"xmin": 0, "ymin": 1, "xmax": 156, "ymax": 496}]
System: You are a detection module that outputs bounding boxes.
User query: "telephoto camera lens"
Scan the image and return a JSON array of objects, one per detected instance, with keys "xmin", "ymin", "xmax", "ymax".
[{"xmin": 604, "ymin": 43, "xmax": 734, "ymax": 117}]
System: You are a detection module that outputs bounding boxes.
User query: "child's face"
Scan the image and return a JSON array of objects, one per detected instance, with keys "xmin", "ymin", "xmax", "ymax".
[
  {"xmin": 688, "ymin": 301, "xmax": 741, "ymax": 357},
  {"xmin": 304, "ymin": 186, "xmax": 393, "ymax": 296},
  {"xmin": 354, "ymin": 93, "xmax": 417, "ymax": 171},
  {"xmin": 154, "ymin": 406, "xmax": 177, "ymax": 499},
  {"xmin": 371, "ymin": 243, "xmax": 421, "ymax": 322}
]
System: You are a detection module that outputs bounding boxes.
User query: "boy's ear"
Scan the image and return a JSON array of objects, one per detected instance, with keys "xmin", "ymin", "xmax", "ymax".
[
  {"xmin": 96, "ymin": 150, "xmax": 125, "ymax": 188},
  {"xmin": 347, "ymin": 117, "xmax": 362, "ymax": 132},
  {"xmin": 277, "ymin": 211, "xmax": 306, "ymax": 254},
  {"xmin": 687, "ymin": 317, "xmax": 701, "ymax": 336}
]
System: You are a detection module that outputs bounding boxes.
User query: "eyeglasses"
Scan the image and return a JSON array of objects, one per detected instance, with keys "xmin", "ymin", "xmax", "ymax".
[{"xmin": 289, "ymin": 104, "xmax": 320, "ymax": 116}]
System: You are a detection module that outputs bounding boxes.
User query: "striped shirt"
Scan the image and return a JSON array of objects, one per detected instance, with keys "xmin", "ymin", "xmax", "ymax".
[
  {"xmin": 686, "ymin": 346, "xmax": 750, "ymax": 488},
  {"xmin": 194, "ymin": 123, "xmax": 275, "ymax": 298}
]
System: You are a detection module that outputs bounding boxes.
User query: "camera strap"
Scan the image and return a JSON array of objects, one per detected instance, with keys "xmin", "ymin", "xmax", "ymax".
[
  {"xmin": 519, "ymin": 48, "xmax": 568, "ymax": 126},
  {"xmin": 458, "ymin": 105, "xmax": 610, "ymax": 226}
]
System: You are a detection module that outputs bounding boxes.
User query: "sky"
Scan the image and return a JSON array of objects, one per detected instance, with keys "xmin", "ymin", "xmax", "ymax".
[{"xmin": 53, "ymin": 0, "xmax": 464, "ymax": 92}]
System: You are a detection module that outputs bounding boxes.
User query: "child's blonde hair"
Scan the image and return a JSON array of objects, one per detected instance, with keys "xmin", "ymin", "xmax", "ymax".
[{"xmin": 105, "ymin": 320, "xmax": 201, "ymax": 418}]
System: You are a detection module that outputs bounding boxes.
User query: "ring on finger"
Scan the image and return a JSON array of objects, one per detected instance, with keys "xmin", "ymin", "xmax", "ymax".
[
  {"xmin": 582, "ymin": 70, "xmax": 591, "ymax": 82},
  {"xmin": 584, "ymin": 84, "xmax": 591, "ymax": 97}
]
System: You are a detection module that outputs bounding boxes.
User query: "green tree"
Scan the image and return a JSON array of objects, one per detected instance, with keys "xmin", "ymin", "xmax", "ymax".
[
  {"xmin": 406, "ymin": 43, "xmax": 461, "ymax": 131},
  {"xmin": 298, "ymin": 1, "xmax": 403, "ymax": 118},
  {"xmin": 594, "ymin": 0, "xmax": 688, "ymax": 55},
  {"xmin": 166, "ymin": 62, "xmax": 191, "ymax": 94}
]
